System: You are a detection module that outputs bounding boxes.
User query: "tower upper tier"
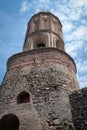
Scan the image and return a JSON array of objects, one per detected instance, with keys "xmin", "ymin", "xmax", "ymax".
[{"xmin": 23, "ymin": 12, "xmax": 65, "ymax": 51}]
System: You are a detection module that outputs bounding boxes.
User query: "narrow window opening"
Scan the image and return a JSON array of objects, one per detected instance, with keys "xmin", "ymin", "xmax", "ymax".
[
  {"xmin": 37, "ymin": 43, "xmax": 45, "ymax": 48},
  {"xmin": 56, "ymin": 40, "xmax": 62, "ymax": 50},
  {"xmin": 17, "ymin": 91, "xmax": 30, "ymax": 104}
]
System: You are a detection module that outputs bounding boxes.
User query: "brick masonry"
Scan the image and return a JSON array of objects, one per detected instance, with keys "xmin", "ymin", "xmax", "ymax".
[
  {"xmin": 69, "ymin": 88, "xmax": 87, "ymax": 130},
  {"xmin": 7, "ymin": 48, "xmax": 76, "ymax": 73},
  {"xmin": 0, "ymin": 12, "xmax": 86, "ymax": 130},
  {"xmin": 0, "ymin": 49, "xmax": 79, "ymax": 129}
]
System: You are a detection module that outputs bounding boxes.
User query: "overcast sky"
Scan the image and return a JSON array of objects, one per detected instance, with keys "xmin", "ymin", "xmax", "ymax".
[{"xmin": 0, "ymin": 0, "xmax": 87, "ymax": 88}]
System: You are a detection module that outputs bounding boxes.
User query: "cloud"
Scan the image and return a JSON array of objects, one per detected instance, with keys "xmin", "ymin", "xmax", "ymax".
[
  {"xmin": 81, "ymin": 19, "xmax": 87, "ymax": 25},
  {"xmin": 34, "ymin": 0, "xmax": 51, "ymax": 13},
  {"xmin": 76, "ymin": 59, "xmax": 87, "ymax": 88},
  {"xmin": 20, "ymin": 1, "xmax": 31, "ymax": 13},
  {"xmin": 77, "ymin": 74, "xmax": 87, "ymax": 88},
  {"xmin": 20, "ymin": 0, "xmax": 51, "ymax": 14},
  {"xmin": 84, "ymin": 46, "xmax": 87, "ymax": 52},
  {"xmin": 69, "ymin": 0, "xmax": 87, "ymax": 8},
  {"xmin": 63, "ymin": 21, "xmax": 74, "ymax": 33},
  {"xmin": 38, "ymin": 0, "xmax": 50, "ymax": 4},
  {"xmin": 77, "ymin": 60, "xmax": 87, "ymax": 73},
  {"xmin": 76, "ymin": 0, "xmax": 87, "ymax": 7},
  {"xmin": 65, "ymin": 40, "xmax": 84, "ymax": 57},
  {"xmin": 73, "ymin": 26, "xmax": 87, "ymax": 40},
  {"xmin": 65, "ymin": 25, "xmax": 87, "ymax": 42}
]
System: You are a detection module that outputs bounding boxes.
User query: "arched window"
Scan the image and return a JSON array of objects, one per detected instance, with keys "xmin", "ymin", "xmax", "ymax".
[
  {"xmin": 56, "ymin": 39, "xmax": 63, "ymax": 50},
  {"xmin": 17, "ymin": 91, "xmax": 30, "ymax": 104},
  {"xmin": 34, "ymin": 34, "xmax": 46, "ymax": 49},
  {"xmin": 0, "ymin": 114, "xmax": 20, "ymax": 130}
]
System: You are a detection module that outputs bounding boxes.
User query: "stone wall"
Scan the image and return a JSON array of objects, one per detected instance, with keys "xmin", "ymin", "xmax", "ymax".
[
  {"xmin": 69, "ymin": 88, "xmax": 87, "ymax": 130},
  {"xmin": 0, "ymin": 103, "xmax": 46, "ymax": 130},
  {"xmin": 0, "ymin": 11, "xmax": 81, "ymax": 130},
  {"xmin": 0, "ymin": 57, "xmax": 79, "ymax": 129}
]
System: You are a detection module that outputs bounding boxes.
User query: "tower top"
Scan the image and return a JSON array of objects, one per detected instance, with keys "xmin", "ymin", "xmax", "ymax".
[
  {"xmin": 23, "ymin": 11, "xmax": 65, "ymax": 51},
  {"xmin": 30, "ymin": 11, "xmax": 62, "ymax": 27}
]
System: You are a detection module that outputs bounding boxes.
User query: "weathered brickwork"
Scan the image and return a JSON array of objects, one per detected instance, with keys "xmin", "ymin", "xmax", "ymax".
[
  {"xmin": 0, "ymin": 103, "xmax": 46, "ymax": 130},
  {"xmin": 0, "ymin": 12, "xmax": 86, "ymax": 130},
  {"xmin": 69, "ymin": 88, "xmax": 87, "ymax": 130},
  {"xmin": 7, "ymin": 48, "xmax": 76, "ymax": 72},
  {"xmin": 0, "ymin": 59, "xmax": 79, "ymax": 129},
  {"xmin": 23, "ymin": 12, "xmax": 64, "ymax": 51}
]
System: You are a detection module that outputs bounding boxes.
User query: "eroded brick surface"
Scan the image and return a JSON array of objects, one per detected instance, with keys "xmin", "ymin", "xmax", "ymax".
[
  {"xmin": 70, "ymin": 88, "xmax": 87, "ymax": 130},
  {"xmin": 0, "ymin": 12, "xmax": 85, "ymax": 130}
]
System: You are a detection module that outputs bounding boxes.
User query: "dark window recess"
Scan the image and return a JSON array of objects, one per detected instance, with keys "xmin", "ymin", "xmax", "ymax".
[
  {"xmin": 37, "ymin": 43, "xmax": 45, "ymax": 48},
  {"xmin": 17, "ymin": 91, "xmax": 30, "ymax": 104},
  {"xmin": 56, "ymin": 40, "xmax": 62, "ymax": 50},
  {"xmin": 0, "ymin": 114, "xmax": 20, "ymax": 130}
]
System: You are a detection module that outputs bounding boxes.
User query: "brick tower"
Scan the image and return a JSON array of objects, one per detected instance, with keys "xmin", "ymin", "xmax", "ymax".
[{"xmin": 0, "ymin": 12, "xmax": 79, "ymax": 130}]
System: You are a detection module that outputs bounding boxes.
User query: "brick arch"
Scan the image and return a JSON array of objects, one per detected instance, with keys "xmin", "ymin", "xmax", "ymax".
[
  {"xmin": 56, "ymin": 39, "xmax": 62, "ymax": 49},
  {"xmin": 53, "ymin": 37, "xmax": 64, "ymax": 51},
  {"xmin": 24, "ymin": 33, "xmax": 48, "ymax": 51},
  {"xmin": 17, "ymin": 90, "xmax": 30, "ymax": 104},
  {"xmin": 33, "ymin": 33, "xmax": 48, "ymax": 49},
  {"xmin": 0, "ymin": 113, "xmax": 20, "ymax": 130}
]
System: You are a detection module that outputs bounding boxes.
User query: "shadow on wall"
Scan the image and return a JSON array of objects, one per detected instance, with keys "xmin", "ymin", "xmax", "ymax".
[{"xmin": 0, "ymin": 113, "xmax": 20, "ymax": 130}]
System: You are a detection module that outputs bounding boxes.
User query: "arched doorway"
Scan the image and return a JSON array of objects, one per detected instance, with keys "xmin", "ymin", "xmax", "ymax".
[{"xmin": 0, "ymin": 113, "xmax": 20, "ymax": 130}]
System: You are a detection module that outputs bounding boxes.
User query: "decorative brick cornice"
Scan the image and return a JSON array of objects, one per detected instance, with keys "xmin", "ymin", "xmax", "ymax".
[
  {"xmin": 28, "ymin": 12, "xmax": 62, "ymax": 27},
  {"xmin": 7, "ymin": 48, "xmax": 76, "ymax": 72}
]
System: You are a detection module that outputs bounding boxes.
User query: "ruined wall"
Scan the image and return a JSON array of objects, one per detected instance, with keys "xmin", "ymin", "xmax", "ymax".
[
  {"xmin": 0, "ymin": 104, "xmax": 45, "ymax": 130},
  {"xmin": 0, "ymin": 63, "xmax": 77, "ymax": 130},
  {"xmin": 69, "ymin": 88, "xmax": 87, "ymax": 130},
  {"xmin": 0, "ymin": 11, "xmax": 80, "ymax": 130},
  {"xmin": 0, "ymin": 48, "xmax": 79, "ymax": 130}
]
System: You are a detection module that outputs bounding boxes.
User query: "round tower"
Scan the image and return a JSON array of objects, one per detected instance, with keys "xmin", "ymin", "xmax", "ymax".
[
  {"xmin": 23, "ymin": 12, "xmax": 64, "ymax": 51},
  {"xmin": 0, "ymin": 12, "xmax": 79, "ymax": 130}
]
